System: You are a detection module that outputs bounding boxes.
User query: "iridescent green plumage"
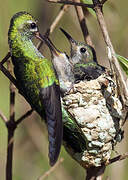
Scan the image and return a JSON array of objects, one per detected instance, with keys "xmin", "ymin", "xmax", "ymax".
[{"xmin": 8, "ymin": 12, "xmax": 63, "ymax": 166}]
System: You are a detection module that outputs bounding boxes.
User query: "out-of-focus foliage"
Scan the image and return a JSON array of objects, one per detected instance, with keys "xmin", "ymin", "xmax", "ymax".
[
  {"xmin": 0, "ymin": 0, "xmax": 128, "ymax": 180},
  {"xmin": 116, "ymin": 55, "xmax": 128, "ymax": 76}
]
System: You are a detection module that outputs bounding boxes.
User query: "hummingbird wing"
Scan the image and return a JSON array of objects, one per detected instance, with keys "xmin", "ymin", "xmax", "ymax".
[{"xmin": 39, "ymin": 83, "xmax": 63, "ymax": 166}]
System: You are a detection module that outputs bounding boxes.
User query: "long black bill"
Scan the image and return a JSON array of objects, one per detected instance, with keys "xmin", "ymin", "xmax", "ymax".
[
  {"xmin": 60, "ymin": 28, "xmax": 76, "ymax": 44},
  {"xmin": 35, "ymin": 32, "xmax": 61, "ymax": 56},
  {"xmin": 35, "ymin": 31, "xmax": 45, "ymax": 43}
]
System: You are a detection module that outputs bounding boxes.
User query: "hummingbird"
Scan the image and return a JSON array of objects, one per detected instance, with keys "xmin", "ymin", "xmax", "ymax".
[
  {"xmin": 38, "ymin": 35, "xmax": 88, "ymax": 162},
  {"xmin": 8, "ymin": 11, "xmax": 63, "ymax": 166},
  {"xmin": 60, "ymin": 28, "xmax": 106, "ymax": 82},
  {"xmin": 42, "ymin": 35, "xmax": 75, "ymax": 95}
]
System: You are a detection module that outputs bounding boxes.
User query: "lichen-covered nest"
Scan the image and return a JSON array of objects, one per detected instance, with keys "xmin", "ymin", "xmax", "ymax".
[{"xmin": 62, "ymin": 72, "xmax": 124, "ymax": 168}]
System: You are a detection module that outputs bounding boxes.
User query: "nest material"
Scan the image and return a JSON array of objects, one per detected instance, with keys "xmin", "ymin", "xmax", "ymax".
[{"xmin": 62, "ymin": 73, "xmax": 124, "ymax": 168}]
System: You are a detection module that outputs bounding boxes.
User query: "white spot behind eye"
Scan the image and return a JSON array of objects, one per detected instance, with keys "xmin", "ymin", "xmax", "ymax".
[
  {"xmin": 26, "ymin": 20, "xmax": 35, "ymax": 24},
  {"xmin": 26, "ymin": 20, "xmax": 38, "ymax": 32}
]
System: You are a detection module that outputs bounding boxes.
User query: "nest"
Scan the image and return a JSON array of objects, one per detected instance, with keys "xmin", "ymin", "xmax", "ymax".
[{"xmin": 62, "ymin": 72, "xmax": 124, "ymax": 168}]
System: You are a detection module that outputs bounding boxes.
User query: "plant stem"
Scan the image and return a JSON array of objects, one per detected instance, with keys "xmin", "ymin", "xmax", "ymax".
[
  {"xmin": 6, "ymin": 60, "xmax": 16, "ymax": 180},
  {"xmin": 92, "ymin": 0, "xmax": 128, "ymax": 104},
  {"xmin": 73, "ymin": 0, "xmax": 93, "ymax": 46}
]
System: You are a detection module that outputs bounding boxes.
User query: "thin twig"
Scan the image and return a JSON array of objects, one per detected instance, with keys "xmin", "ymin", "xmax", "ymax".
[
  {"xmin": 0, "ymin": 51, "xmax": 38, "ymax": 180},
  {"xmin": 47, "ymin": 0, "xmax": 94, "ymax": 8},
  {"xmin": 47, "ymin": 5, "xmax": 69, "ymax": 35},
  {"xmin": 37, "ymin": 158, "xmax": 64, "ymax": 180},
  {"xmin": 1, "ymin": 52, "xmax": 11, "ymax": 65},
  {"xmin": 6, "ymin": 124, "xmax": 15, "ymax": 180},
  {"xmin": 16, "ymin": 109, "xmax": 33, "ymax": 126},
  {"xmin": 108, "ymin": 152, "xmax": 128, "ymax": 165},
  {"xmin": 6, "ymin": 60, "xmax": 16, "ymax": 180},
  {"xmin": 73, "ymin": 0, "xmax": 93, "ymax": 46},
  {"xmin": 7, "ymin": 60, "xmax": 15, "ymax": 123},
  {"xmin": 0, "ymin": 109, "xmax": 8, "ymax": 123},
  {"xmin": 37, "ymin": 4, "xmax": 69, "ymax": 49},
  {"xmin": 85, "ymin": 153, "xmax": 128, "ymax": 179},
  {"xmin": 0, "ymin": 55, "xmax": 17, "ymax": 87},
  {"xmin": 92, "ymin": 0, "xmax": 128, "ymax": 106}
]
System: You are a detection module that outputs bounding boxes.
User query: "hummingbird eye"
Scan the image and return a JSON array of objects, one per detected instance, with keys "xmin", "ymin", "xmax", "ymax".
[
  {"xmin": 80, "ymin": 47, "xmax": 86, "ymax": 53},
  {"xmin": 30, "ymin": 22, "xmax": 37, "ymax": 29}
]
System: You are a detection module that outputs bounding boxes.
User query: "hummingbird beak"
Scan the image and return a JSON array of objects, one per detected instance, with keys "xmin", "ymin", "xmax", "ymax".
[
  {"xmin": 46, "ymin": 37, "xmax": 62, "ymax": 57},
  {"xmin": 60, "ymin": 28, "xmax": 76, "ymax": 46},
  {"xmin": 35, "ymin": 32, "xmax": 64, "ymax": 57},
  {"xmin": 37, "ymin": 33, "xmax": 61, "ymax": 57},
  {"xmin": 35, "ymin": 32, "xmax": 60, "ymax": 56},
  {"xmin": 35, "ymin": 32, "xmax": 45, "ymax": 42}
]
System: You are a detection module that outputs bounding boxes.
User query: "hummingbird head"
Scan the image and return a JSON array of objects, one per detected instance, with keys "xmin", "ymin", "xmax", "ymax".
[
  {"xmin": 60, "ymin": 28, "xmax": 97, "ymax": 65},
  {"xmin": 8, "ymin": 11, "xmax": 41, "ymax": 44},
  {"xmin": 39, "ymin": 36, "xmax": 74, "ymax": 89}
]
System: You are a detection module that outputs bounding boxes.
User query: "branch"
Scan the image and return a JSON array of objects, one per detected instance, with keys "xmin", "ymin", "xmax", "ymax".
[
  {"xmin": 37, "ymin": 158, "xmax": 64, "ymax": 180},
  {"xmin": 7, "ymin": 60, "xmax": 16, "ymax": 123},
  {"xmin": 47, "ymin": 5, "xmax": 69, "ymax": 35},
  {"xmin": 37, "ymin": 4, "xmax": 69, "ymax": 49},
  {"xmin": 1, "ymin": 52, "xmax": 11, "ymax": 65},
  {"xmin": 85, "ymin": 152, "xmax": 128, "ymax": 179},
  {"xmin": 0, "ymin": 56, "xmax": 34, "ymax": 122},
  {"xmin": 0, "ymin": 53, "xmax": 17, "ymax": 87},
  {"xmin": 92, "ymin": 0, "xmax": 128, "ymax": 106},
  {"xmin": 47, "ymin": 0, "xmax": 94, "ymax": 8},
  {"xmin": 73, "ymin": 0, "xmax": 93, "ymax": 46},
  {"xmin": 108, "ymin": 152, "xmax": 128, "ymax": 165},
  {"xmin": 0, "ymin": 53, "xmax": 35, "ymax": 180},
  {"xmin": 0, "ymin": 109, "xmax": 8, "ymax": 123},
  {"xmin": 6, "ymin": 60, "xmax": 16, "ymax": 180},
  {"xmin": 16, "ymin": 109, "xmax": 33, "ymax": 126}
]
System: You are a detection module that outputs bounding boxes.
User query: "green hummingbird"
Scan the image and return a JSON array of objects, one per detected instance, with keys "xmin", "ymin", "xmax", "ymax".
[
  {"xmin": 41, "ymin": 36, "xmax": 75, "ymax": 95},
  {"xmin": 8, "ymin": 11, "xmax": 63, "ymax": 166},
  {"xmin": 60, "ymin": 28, "xmax": 105, "ymax": 82}
]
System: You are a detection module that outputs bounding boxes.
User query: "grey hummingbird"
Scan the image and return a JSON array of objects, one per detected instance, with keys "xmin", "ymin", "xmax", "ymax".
[
  {"xmin": 41, "ymin": 35, "xmax": 75, "ymax": 95},
  {"xmin": 60, "ymin": 28, "xmax": 106, "ymax": 82}
]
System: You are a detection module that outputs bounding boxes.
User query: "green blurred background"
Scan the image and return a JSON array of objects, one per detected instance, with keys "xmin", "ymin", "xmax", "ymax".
[{"xmin": 0, "ymin": 0, "xmax": 128, "ymax": 179}]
